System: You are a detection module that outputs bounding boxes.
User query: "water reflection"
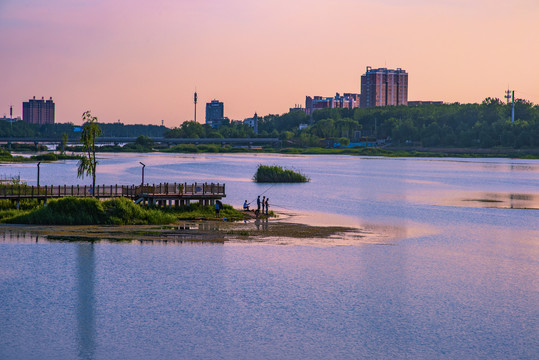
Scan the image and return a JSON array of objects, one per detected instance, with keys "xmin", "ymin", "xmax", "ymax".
[
  {"xmin": 460, "ymin": 192, "xmax": 538, "ymax": 209},
  {"xmin": 77, "ymin": 243, "xmax": 96, "ymax": 360},
  {"xmin": 254, "ymin": 218, "xmax": 269, "ymax": 232},
  {"xmin": 0, "ymin": 229, "xmax": 50, "ymax": 243}
]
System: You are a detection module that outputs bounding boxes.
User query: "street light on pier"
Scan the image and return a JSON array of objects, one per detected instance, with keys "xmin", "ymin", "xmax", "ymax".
[
  {"xmin": 37, "ymin": 162, "xmax": 41, "ymax": 187},
  {"xmin": 140, "ymin": 162, "xmax": 146, "ymax": 186}
]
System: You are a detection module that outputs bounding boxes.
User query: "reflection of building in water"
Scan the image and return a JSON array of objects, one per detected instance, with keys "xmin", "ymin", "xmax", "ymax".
[{"xmin": 77, "ymin": 243, "xmax": 96, "ymax": 359}]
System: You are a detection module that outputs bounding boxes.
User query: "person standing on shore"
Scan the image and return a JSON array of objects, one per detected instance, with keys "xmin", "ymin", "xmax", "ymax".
[
  {"xmin": 257, "ymin": 195, "xmax": 261, "ymax": 212},
  {"xmin": 262, "ymin": 196, "xmax": 265, "ymax": 214},
  {"xmin": 265, "ymin": 197, "xmax": 269, "ymax": 215}
]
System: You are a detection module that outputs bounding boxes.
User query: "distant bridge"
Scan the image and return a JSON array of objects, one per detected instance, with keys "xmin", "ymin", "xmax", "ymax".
[{"xmin": 0, "ymin": 137, "xmax": 281, "ymax": 147}]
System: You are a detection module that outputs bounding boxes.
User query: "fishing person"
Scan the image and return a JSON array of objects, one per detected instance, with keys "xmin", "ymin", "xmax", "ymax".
[
  {"xmin": 265, "ymin": 197, "xmax": 269, "ymax": 215},
  {"xmin": 262, "ymin": 196, "xmax": 266, "ymax": 214},
  {"xmin": 215, "ymin": 200, "xmax": 223, "ymax": 216},
  {"xmin": 257, "ymin": 195, "xmax": 261, "ymax": 212},
  {"xmin": 243, "ymin": 200, "xmax": 250, "ymax": 211}
]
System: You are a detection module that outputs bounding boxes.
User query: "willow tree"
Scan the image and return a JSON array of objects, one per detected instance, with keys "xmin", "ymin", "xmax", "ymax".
[{"xmin": 77, "ymin": 111, "xmax": 103, "ymax": 194}]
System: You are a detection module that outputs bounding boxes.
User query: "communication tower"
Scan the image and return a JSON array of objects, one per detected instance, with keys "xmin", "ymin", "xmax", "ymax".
[
  {"xmin": 504, "ymin": 89, "xmax": 515, "ymax": 123},
  {"xmin": 194, "ymin": 91, "xmax": 198, "ymax": 123}
]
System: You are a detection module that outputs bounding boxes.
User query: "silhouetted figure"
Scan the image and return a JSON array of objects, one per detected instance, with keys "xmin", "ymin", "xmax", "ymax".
[
  {"xmin": 262, "ymin": 196, "xmax": 265, "ymax": 214},
  {"xmin": 215, "ymin": 200, "xmax": 223, "ymax": 216},
  {"xmin": 257, "ymin": 196, "xmax": 261, "ymax": 211},
  {"xmin": 265, "ymin": 198, "xmax": 269, "ymax": 215}
]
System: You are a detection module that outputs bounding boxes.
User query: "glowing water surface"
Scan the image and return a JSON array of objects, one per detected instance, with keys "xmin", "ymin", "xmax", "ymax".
[{"xmin": 0, "ymin": 154, "xmax": 537, "ymax": 359}]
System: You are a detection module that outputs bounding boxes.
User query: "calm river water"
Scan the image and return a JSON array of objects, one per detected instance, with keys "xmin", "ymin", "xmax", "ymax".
[{"xmin": 1, "ymin": 153, "xmax": 538, "ymax": 359}]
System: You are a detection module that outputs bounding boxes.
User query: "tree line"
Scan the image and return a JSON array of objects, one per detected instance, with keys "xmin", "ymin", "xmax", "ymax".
[
  {"xmin": 2, "ymin": 97, "xmax": 537, "ymax": 149},
  {"xmin": 0, "ymin": 121, "xmax": 167, "ymax": 139},
  {"xmin": 162, "ymin": 97, "xmax": 538, "ymax": 149}
]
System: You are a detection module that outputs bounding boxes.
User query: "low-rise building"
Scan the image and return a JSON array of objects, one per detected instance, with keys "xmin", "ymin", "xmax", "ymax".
[
  {"xmin": 407, "ymin": 101, "xmax": 443, "ymax": 106},
  {"xmin": 305, "ymin": 92, "xmax": 360, "ymax": 115},
  {"xmin": 243, "ymin": 113, "xmax": 259, "ymax": 134}
]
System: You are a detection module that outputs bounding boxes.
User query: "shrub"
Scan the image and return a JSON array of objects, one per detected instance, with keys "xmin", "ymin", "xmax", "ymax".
[{"xmin": 253, "ymin": 164, "xmax": 309, "ymax": 183}]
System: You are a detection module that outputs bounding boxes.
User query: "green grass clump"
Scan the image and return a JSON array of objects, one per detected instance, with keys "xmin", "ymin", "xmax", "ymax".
[
  {"xmin": 30, "ymin": 153, "xmax": 80, "ymax": 161},
  {"xmin": 102, "ymin": 198, "xmax": 175, "ymax": 225},
  {"xmin": 253, "ymin": 164, "xmax": 309, "ymax": 183},
  {"xmin": 7, "ymin": 197, "xmax": 108, "ymax": 225},
  {"xmin": 167, "ymin": 202, "xmax": 249, "ymax": 221},
  {"xmin": 1, "ymin": 197, "xmax": 246, "ymax": 225},
  {"xmin": 4, "ymin": 197, "xmax": 177, "ymax": 225}
]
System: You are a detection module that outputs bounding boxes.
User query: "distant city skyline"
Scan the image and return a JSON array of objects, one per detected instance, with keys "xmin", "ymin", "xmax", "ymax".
[{"xmin": 1, "ymin": 0, "xmax": 537, "ymax": 125}]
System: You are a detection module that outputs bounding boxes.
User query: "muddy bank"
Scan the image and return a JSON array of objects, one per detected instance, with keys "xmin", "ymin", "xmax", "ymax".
[{"xmin": 0, "ymin": 211, "xmax": 423, "ymax": 246}]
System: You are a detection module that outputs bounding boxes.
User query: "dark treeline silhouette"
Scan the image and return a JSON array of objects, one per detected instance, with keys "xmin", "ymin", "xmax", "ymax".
[
  {"xmin": 164, "ymin": 120, "xmax": 256, "ymax": 139},
  {"xmin": 0, "ymin": 122, "xmax": 167, "ymax": 139},
  {"xmin": 2, "ymin": 98, "xmax": 537, "ymax": 150},
  {"xmin": 166, "ymin": 98, "xmax": 538, "ymax": 149},
  {"xmin": 258, "ymin": 98, "xmax": 538, "ymax": 149}
]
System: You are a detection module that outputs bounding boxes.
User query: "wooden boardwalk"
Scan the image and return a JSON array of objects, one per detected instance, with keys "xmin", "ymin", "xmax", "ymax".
[{"xmin": 0, "ymin": 182, "xmax": 225, "ymax": 207}]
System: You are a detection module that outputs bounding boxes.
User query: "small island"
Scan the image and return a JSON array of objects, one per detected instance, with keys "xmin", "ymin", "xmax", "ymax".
[{"xmin": 253, "ymin": 164, "xmax": 309, "ymax": 183}]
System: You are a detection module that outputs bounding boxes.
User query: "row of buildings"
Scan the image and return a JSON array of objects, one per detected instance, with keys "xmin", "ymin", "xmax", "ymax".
[
  {"xmin": 207, "ymin": 66, "xmax": 420, "ymax": 131},
  {"xmin": 305, "ymin": 66, "xmax": 412, "ymax": 115},
  {"xmin": 204, "ymin": 99, "xmax": 259, "ymax": 133},
  {"xmin": 6, "ymin": 66, "xmax": 440, "ymax": 130}
]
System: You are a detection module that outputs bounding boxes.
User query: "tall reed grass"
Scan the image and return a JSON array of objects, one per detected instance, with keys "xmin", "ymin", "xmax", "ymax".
[{"xmin": 253, "ymin": 164, "xmax": 309, "ymax": 183}]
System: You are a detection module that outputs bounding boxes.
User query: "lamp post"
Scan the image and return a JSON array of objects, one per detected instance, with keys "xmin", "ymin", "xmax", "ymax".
[
  {"xmin": 37, "ymin": 162, "xmax": 41, "ymax": 187},
  {"xmin": 140, "ymin": 162, "xmax": 145, "ymax": 186}
]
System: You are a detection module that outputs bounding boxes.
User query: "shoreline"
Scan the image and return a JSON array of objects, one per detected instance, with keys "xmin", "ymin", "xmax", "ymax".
[
  {"xmin": 0, "ymin": 209, "xmax": 401, "ymax": 246},
  {"xmin": 4, "ymin": 146, "xmax": 539, "ymax": 162},
  {"xmin": 0, "ymin": 208, "xmax": 430, "ymax": 247}
]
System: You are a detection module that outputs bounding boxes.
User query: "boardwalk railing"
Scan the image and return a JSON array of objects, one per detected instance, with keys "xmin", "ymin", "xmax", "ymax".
[{"xmin": 0, "ymin": 182, "xmax": 225, "ymax": 200}]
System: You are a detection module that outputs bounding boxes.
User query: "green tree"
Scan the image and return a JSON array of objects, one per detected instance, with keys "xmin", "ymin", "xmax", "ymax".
[
  {"xmin": 60, "ymin": 132, "xmax": 68, "ymax": 154},
  {"xmin": 77, "ymin": 111, "xmax": 103, "ymax": 193},
  {"xmin": 135, "ymin": 135, "xmax": 154, "ymax": 148}
]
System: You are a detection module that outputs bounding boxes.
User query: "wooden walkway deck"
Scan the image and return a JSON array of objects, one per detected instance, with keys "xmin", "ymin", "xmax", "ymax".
[{"xmin": 0, "ymin": 182, "xmax": 225, "ymax": 207}]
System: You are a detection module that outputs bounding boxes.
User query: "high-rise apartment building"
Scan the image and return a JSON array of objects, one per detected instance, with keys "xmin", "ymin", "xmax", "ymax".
[
  {"xmin": 22, "ymin": 96, "xmax": 55, "ymax": 124},
  {"xmin": 360, "ymin": 67, "xmax": 408, "ymax": 108},
  {"xmin": 205, "ymin": 100, "xmax": 224, "ymax": 128}
]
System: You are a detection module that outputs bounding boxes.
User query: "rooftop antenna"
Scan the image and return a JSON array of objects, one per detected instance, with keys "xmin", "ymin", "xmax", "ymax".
[{"xmin": 194, "ymin": 90, "xmax": 198, "ymax": 123}]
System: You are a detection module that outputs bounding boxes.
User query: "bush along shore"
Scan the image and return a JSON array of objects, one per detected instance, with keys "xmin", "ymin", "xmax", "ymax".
[
  {"xmin": 0, "ymin": 148, "xmax": 81, "ymax": 162},
  {"xmin": 253, "ymin": 164, "xmax": 309, "ymax": 183},
  {"xmin": 0, "ymin": 197, "xmax": 250, "ymax": 225}
]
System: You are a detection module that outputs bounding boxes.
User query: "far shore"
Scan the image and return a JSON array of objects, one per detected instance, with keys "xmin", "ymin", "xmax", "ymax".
[{"xmin": 4, "ymin": 145, "xmax": 539, "ymax": 160}]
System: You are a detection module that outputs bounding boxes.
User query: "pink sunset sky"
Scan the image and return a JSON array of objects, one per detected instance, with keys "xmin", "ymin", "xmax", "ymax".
[{"xmin": 1, "ymin": 0, "xmax": 537, "ymax": 126}]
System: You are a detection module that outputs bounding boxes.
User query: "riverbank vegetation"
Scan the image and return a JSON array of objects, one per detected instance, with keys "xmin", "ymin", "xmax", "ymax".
[
  {"xmin": 0, "ymin": 197, "xmax": 249, "ymax": 225},
  {"xmin": 1, "ymin": 97, "xmax": 537, "ymax": 159},
  {"xmin": 0, "ymin": 148, "xmax": 80, "ymax": 162},
  {"xmin": 161, "ymin": 98, "xmax": 538, "ymax": 150},
  {"xmin": 253, "ymin": 164, "xmax": 309, "ymax": 183}
]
